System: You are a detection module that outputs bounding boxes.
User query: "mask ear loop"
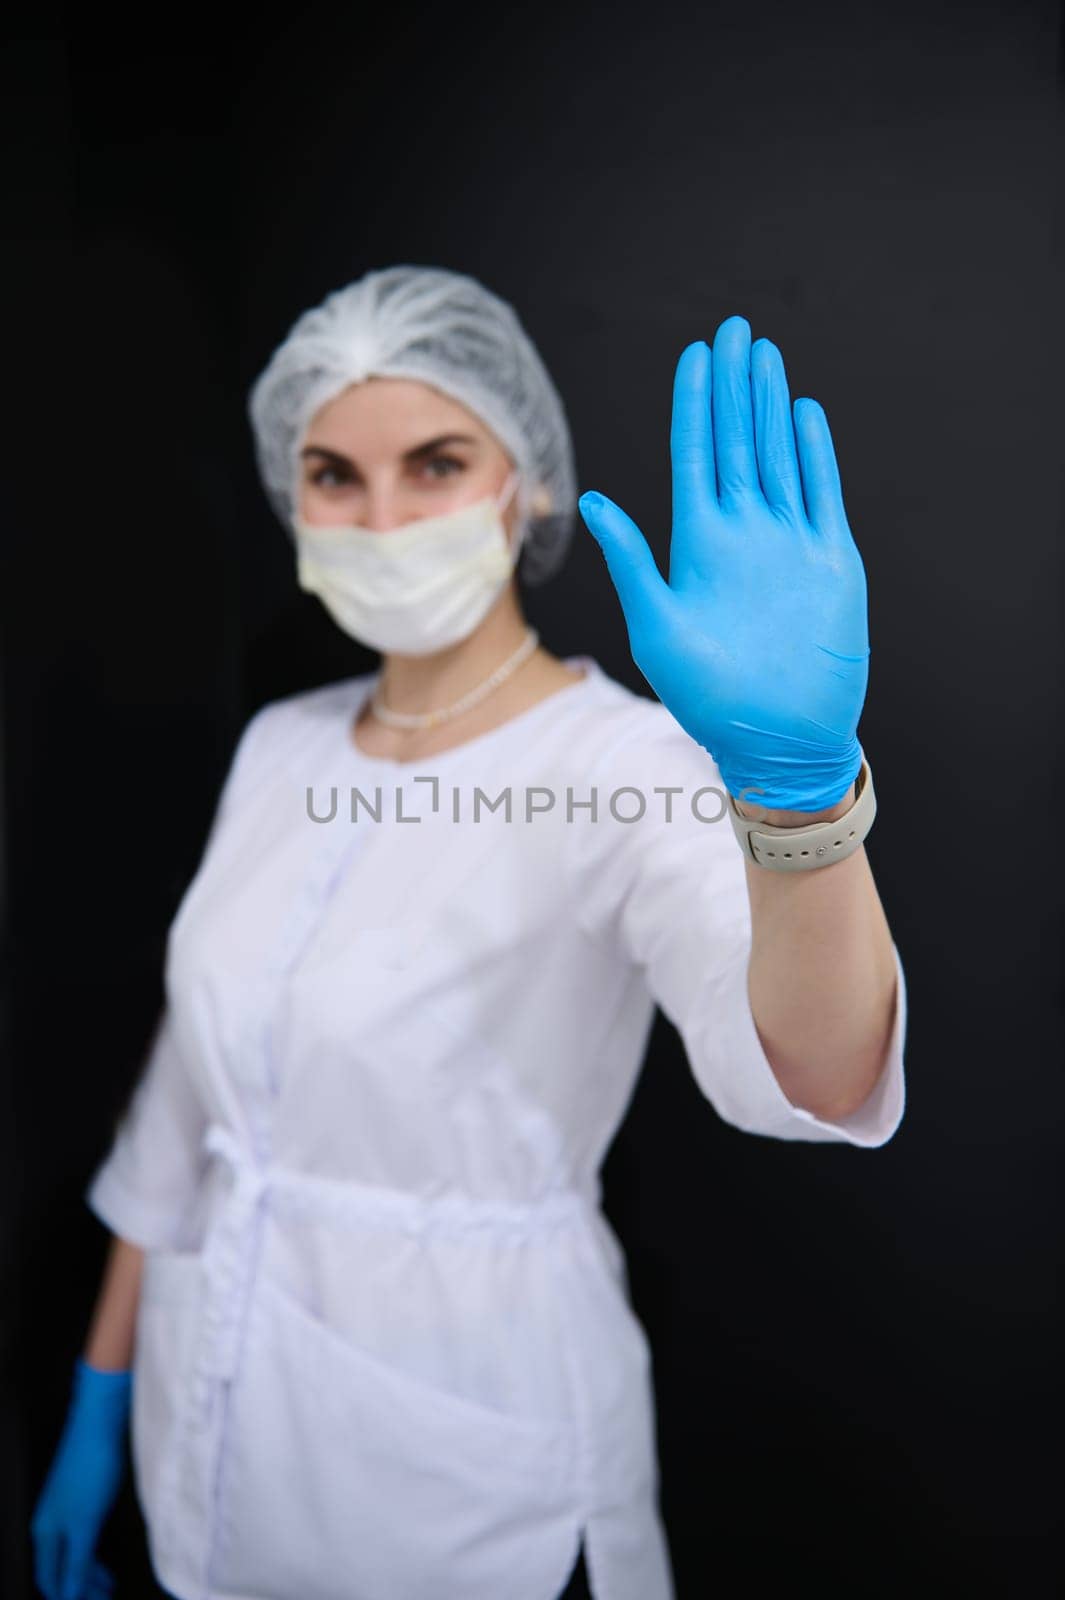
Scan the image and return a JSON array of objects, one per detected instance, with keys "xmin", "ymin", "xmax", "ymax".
[
  {"xmin": 496, "ymin": 468, "xmax": 520, "ymax": 512},
  {"xmin": 497, "ymin": 468, "xmax": 527, "ymax": 569}
]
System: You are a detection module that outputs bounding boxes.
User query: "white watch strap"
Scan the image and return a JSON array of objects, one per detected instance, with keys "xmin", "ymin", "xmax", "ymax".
[{"xmin": 727, "ymin": 757, "xmax": 876, "ymax": 871}]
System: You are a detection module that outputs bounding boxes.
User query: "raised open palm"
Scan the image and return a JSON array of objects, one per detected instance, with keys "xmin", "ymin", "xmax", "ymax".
[{"xmin": 578, "ymin": 316, "xmax": 868, "ymax": 813}]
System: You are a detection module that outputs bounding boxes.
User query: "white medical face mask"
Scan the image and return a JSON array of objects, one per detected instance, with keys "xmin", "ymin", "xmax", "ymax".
[{"xmin": 292, "ymin": 470, "xmax": 523, "ymax": 655}]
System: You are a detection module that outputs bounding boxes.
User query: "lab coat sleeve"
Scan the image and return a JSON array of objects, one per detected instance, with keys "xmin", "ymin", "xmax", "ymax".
[
  {"xmin": 84, "ymin": 700, "xmax": 278, "ymax": 1247},
  {"xmin": 566, "ymin": 704, "xmax": 907, "ymax": 1147},
  {"xmin": 85, "ymin": 1005, "xmax": 208, "ymax": 1250}
]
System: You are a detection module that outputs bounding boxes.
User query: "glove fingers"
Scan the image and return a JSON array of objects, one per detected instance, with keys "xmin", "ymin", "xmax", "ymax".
[
  {"xmin": 793, "ymin": 398, "xmax": 849, "ymax": 542},
  {"xmin": 33, "ymin": 1526, "xmax": 63, "ymax": 1600},
  {"xmin": 669, "ymin": 339, "xmax": 716, "ymax": 517},
  {"xmin": 750, "ymin": 339, "xmax": 805, "ymax": 521},
  {"xmin": 59, "ymin": 1534, "xmax": 91, "ymax": 1600},
  {"xmin": 85, "ymin": 1558, "xmax": 116, "ymax": 1599},
  {"xmin": 710, "ymin": 316, "xmax": 760, "ymax": 504}
]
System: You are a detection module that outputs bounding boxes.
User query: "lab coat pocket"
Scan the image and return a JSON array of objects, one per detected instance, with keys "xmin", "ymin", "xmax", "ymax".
[
  {"xmin": 131, "ymin": 1248, "xmax": 204, "ymax": 1576},
  {"xmin": 212, "ymin": 1277, "xmax": 583, "ymax": 1600}
]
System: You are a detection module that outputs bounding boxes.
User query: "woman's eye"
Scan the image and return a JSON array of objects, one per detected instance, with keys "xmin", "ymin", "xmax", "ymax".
[
  {"xmin": 422, "ymin": 456, "xmax": 464, "ymax": 480},
  {"xmin": 310, "ymin": 465, "xmax": 348, "ymax": 488},
  {"xmin": 309, "ymin": 457, "xmax": 464, "ymax": 488}
]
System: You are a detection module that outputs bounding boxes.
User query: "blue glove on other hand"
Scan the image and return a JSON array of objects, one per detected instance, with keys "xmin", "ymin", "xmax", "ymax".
[
  {"xmin": 30, "ymin": 1358, "xmax": 130, "ymax": 1600},
  {"xmin": 579, "ymin": 316, "xmax": 869, "ymax": 813}
]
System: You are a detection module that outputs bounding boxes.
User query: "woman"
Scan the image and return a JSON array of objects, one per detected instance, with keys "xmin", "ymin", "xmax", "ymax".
[{"xmin": 31, "ymin": 265, "xmax": 907, "ymax": 1600}]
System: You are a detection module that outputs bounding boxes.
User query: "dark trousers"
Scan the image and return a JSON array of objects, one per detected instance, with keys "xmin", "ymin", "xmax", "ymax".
[{"xmin": 556, "ymin": 1537, "xmax": 594, "ymax": 1598}]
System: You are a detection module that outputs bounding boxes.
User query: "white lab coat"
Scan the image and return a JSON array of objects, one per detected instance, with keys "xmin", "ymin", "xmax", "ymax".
[{"xmin": 86, "ymin": 655, "xmax": 907, "ymax": 1600}]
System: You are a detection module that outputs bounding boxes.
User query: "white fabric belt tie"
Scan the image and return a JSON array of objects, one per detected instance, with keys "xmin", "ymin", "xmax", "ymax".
[{"xmin": 195, "ymin": 1122, "xmax": 599, "ymax": 1393}]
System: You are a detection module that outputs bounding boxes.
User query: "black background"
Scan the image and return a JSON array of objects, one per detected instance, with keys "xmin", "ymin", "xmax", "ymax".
[{"xmin": 5, "ymin": 2, "xmax": 1065, "ymax": 1595}]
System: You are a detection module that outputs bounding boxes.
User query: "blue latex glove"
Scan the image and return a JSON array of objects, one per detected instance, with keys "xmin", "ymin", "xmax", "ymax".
[
  {"xmin": 578, "ymin": 316, "xmax": 869, "ymax": 813},
  {"xmin": 30, "ymin": 1358, "xmax": 130, "ymax": 1600}
]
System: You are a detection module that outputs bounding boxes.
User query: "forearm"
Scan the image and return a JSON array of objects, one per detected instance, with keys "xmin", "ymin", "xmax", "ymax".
[
  {"xmin": 734, "ymin": 784, "xmax": 899, "ymax": 1119},
  {"xmin": 82, "ymin": 1235, "xmax": 145, "ymax": 1371}
]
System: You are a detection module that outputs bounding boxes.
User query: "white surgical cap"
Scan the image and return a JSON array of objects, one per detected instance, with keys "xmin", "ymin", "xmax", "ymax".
[{"xmin": 246, "ymin": 265, "xmax": 578, "ymax": 585}]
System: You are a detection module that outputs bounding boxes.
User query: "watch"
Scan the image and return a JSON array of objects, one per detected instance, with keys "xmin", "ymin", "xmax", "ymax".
[{"xmin": 726, "ymin": 757, "xmax": 876, "ymax": 872}]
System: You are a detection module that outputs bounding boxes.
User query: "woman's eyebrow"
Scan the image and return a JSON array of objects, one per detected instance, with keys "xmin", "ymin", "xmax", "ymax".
[{"xmin": 300, "ymin": 433, "xmax": 480, "ymax": 466}]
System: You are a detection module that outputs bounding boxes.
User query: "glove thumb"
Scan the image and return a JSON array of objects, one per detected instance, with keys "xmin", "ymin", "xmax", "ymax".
[{"xmin": 578, "ymin": 492, "xmax": 670, "ymax": 639}]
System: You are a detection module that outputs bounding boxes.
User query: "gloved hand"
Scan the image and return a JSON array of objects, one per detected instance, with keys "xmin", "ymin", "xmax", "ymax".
[
  {"xmin": 578, "ymin": 315, "xmax": 869, "ymax": 814},
  {"xmin": 30, "ymin": 1357, "xmax": 131, "ymax": 1600}
]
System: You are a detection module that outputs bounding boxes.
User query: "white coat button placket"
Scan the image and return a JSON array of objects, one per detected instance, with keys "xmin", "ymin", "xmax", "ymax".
[{"xmin": 191, "ymin": 783, "xmax": 418, "ymax": 1436}]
